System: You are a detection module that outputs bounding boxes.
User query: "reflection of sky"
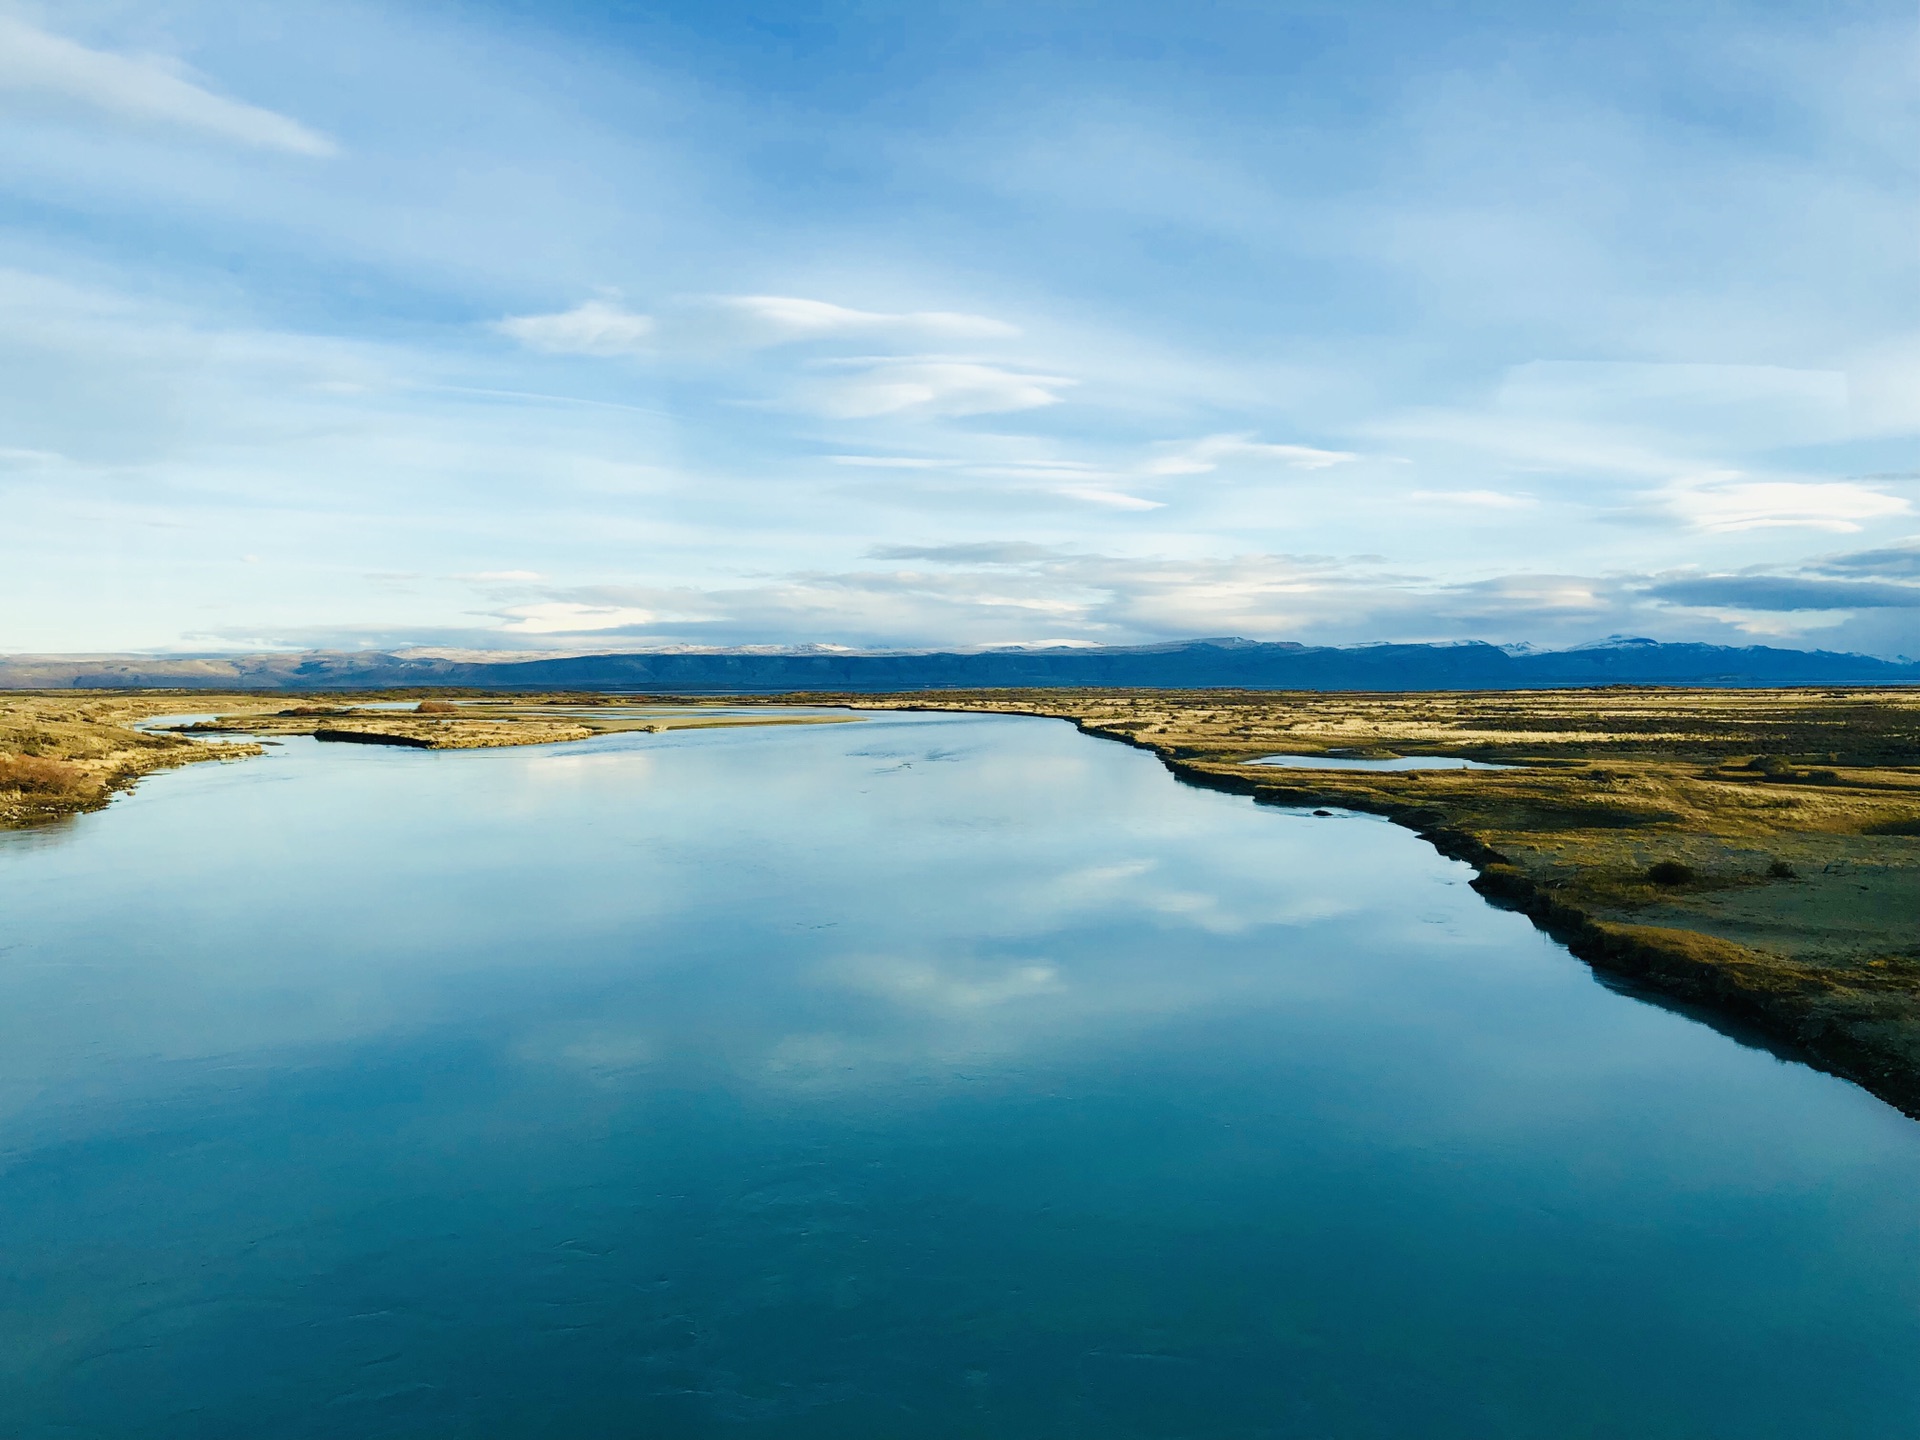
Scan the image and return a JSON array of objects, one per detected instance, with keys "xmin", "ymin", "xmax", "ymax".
[
  {"xmin": 0, "ymin": 712, "xmax": 1420, "ymax": 1120},
  {"xmin": 1251, "ymin": 753, "xmax": 1513, "ymax": 771},
  {"xmin": 9, "ymin": 714, "xmax": 1920, "ymax": 1433},
  {"xmin": 1, "ymin": 708, "xmax": 1909, "ymax": 1141},
  {"xmin": 0, "ymin": 718, "xmax": 1889, "ymax": 1121}
]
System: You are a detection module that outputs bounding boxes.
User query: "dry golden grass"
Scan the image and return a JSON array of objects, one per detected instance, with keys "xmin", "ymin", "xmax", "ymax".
[
  {"xmin": 0, "ymin": 753, "xmax": 88, "ymax": 795},
  {"xmin": 0, "ymin": 690, "xmax": 856, "ymax": 824},
  {"xmin": 0, "ymin": 692, "xmax": 269, "ymax": 826}
]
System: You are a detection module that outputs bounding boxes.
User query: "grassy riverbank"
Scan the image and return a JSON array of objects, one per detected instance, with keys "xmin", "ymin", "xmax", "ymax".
[
  {"xmin": 0, "ymin": 693, "xmax": 268, "ymax": 828},
  {"xmin": 0, "ymin": 691, "xmax": 849, "ymax": 826},
  {"xmin": 826, "ymin": 687, "xmax": 1920, "ymax": 1117}
]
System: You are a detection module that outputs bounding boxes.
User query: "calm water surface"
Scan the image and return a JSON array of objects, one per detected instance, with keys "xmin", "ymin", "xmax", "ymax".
[
  {"xmin": 1250, "ymin": 754, "xmax": 1511, "ymax": 771},
  {"xmin": 3, "ymin": 712, "xmax": 1919, "ymax": 1438}
]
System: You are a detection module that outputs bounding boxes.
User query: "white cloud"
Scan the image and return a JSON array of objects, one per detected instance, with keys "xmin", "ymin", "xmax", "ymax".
[
  {"xmin": 1410, "ymin": 489, "xmax": 1537, "ymax": 508},
  {"xmin": 0, "ymin": 16, "xmax": 336, "ymax": 156},
  {"xmin": 826, "ymin": 953, "xmax": 1066, "ymax": 1011},
  {"xmin": 811, "ymin": 359, "xmax": 1074, "ymax": 419},
  {"xmin": 494, "ymin": 293, "xmax": 1020, "ymax": 364},
  {"xmin": 1455, "ymin": 575, "xmax": 1609, "ymax": 612},
  {"xmin": 966, "ymin": 460, "xmax": 1104, "ymax": 478},
  {"xmin": 459, "ymin": 569, "xmax": 544, "ymax": 582},
  {"xmin": 1059, "ymin": 485, "xmax": 1163, "ymax": 511},
  {"xmin": 1144, "ymin": 433, "xmax": 1357, "ymax": 476},
  {"xmin": 499, "ymin": 601, "xmax": 656, "ymax": 632},
  {"xmin": 1665, "ymin": 475, "xmax": 1910, "ymax": 533},
  {"xmin": 1653, "ymin": 605, "xmax": 1853, "ymax": 640},
  {"xmin": 827, "ymin": 455, "xmax": 954, "ymax": 469},
  {"xmin": 714, "ymin": 295, "xmax": 1017, "ymax": 346},
  {"xmin": 495, "ymin": 300, "xmax": 655, "ymax": 356}
]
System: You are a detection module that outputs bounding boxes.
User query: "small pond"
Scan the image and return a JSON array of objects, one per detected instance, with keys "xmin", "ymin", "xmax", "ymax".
[{"xmin": 1252, "ymin": 752, "xmax": 1514, "ymax": 771}]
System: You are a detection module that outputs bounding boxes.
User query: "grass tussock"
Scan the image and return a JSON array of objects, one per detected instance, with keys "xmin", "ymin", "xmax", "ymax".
[{"xmin": 0, "ymin": 753, "xmax": 91, "ymax": 796}]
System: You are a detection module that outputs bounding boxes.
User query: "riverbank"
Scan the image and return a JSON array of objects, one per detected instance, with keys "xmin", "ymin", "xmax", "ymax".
[
  {"xmin": 0, "ymin": 693, "xmax": 267, "ymax": 828},
  {"xmin": 0, "ymin": 692, "xmax": 852, "ymax": 826},
  {"xmin": 825, "ymin": 688, "xmax": 1920, "ymax": 1118}
]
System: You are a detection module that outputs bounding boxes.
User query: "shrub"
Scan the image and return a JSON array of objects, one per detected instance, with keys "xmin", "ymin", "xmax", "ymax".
[
  {"xmin": 1767, "ymin": 859, "xmax": 1799, "ymax": 880},
  {"xmin": 0, "ymin": 754, "xmax": 89, "ymax": 795},
  {"xmin": 1646, "ymin": 860, "xmax": 1696, "ymax": 886},
  {"xmin": 415, "ymin": 701, "xmax": 459, "ymax": 715}
]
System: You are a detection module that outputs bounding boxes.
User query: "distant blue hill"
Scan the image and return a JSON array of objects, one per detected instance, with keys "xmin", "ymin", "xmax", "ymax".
[{"xmin": 6, "ymin": 637, "xmax": 1919, "ymax": 691}]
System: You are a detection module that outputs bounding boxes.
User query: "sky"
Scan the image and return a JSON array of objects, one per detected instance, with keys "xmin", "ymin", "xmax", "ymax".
[{"xmin": 1, "ymin": 0, "xmax": 1917, "ymax": 657}]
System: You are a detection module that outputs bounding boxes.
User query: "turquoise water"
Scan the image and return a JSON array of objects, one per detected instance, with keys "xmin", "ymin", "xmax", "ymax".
[{"xmin": 3, "ymin": 711, "xmax": 1919, "ymax": 1438}]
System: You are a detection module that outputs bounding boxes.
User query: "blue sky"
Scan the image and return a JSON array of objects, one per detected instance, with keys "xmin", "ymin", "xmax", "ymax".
[{"xmin": 2, "ymin": 0, "xmax": 1917, "ymax": 655}]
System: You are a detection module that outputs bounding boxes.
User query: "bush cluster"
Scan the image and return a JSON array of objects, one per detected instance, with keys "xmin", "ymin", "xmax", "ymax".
[
  {"xmin": 1645, "ymin": 860, "xmax": 1697, "ymax": 886},
  {"xmin": 0, "ymin": 754, "xmax": 89, "ymax": 796}
]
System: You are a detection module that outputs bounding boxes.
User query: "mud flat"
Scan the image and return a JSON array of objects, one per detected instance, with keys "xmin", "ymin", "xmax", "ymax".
[{"xmin": 815, "ymin": 686, "xmax": 1920, "ymax": 1118}]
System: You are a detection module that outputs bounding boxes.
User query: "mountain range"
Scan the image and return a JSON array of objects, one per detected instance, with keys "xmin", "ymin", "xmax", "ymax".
[{"xmin": 3, "ymin": 638, "xmax": 1917, "ymax": 692}]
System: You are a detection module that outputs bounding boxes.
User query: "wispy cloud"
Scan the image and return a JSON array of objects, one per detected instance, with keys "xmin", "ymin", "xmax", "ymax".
[
  {"xmin": 1409, "ymin": 489, "xmax": 1536, "ymax": 509},
  {"xmin": 494, "ymin": 300, "xmax": 654, "ymax": 356},
  {"xmin": 807, "ymin": 358, "xmax": 1073, "ymax": 419},
  {"xmin": 827, "ymin": 455, "xmax": 954, "ymax": 469},
  {"xmin": 499, "ymin": 601, "xmax": 662, "ymax": 633},
  {"xmin": 7, "ymin": 4, "xmax": 1920, "ymax": 658},
  {"xmin": 0, "ymin": 15, "xmax": 336, "ymax": 156},
  {"xmin": 708, "ymin": 295, "xmax": 1017, "ymax": 346},
  {"xmin": 496, "ymin": 293, "xmax": 1016, "ymax": 358},
  {"xmin": 1144, "ymin": 433, "xmax": 1357, "ymax": 476},
  {"xmin": 492, "ymin": 295, "xmax": 1055, "ymax": 421},
  {"xmin": 1663, "ymin": 476, "xmax": 1911, "ymax": 533},
  {"xmin": 1058, "ymin": 485, "xmax": 1163, "ymax": 511}
]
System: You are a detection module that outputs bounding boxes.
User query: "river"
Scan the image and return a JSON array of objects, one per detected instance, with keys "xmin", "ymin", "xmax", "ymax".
[{"xmin": 3, "ymin": 711, "xmax": 1918, "ymax": 1437}]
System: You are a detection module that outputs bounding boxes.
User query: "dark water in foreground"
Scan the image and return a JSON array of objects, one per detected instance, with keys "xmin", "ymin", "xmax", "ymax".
[{"xmin": 4, "ymin": 713, "xmax": 1920, "ymax": 1438}]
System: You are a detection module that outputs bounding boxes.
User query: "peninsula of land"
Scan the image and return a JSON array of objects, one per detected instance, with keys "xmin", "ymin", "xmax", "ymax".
[{"xmin": 0, "ymin": 693, "xmax": 846, "ymax": 828}]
